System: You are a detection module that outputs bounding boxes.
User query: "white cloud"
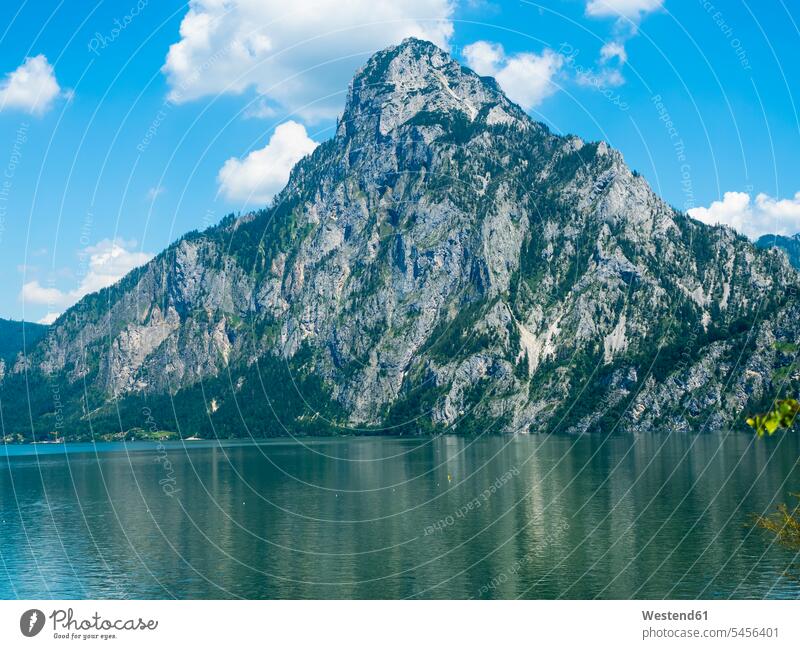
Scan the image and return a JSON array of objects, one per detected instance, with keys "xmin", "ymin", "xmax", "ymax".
[
  {"xmin": 586, "ymin": 0, "xmax": 664, "ymax": 19},
  {"xmin": 19, "ymin": 239, "xmax": 153, "ymax": 308},
  {"xmin": 37, "ymin": 312, "xmax": 60, "ymax": 325},
  {"xmin": 461, "ymin": 40, "xmax": 504, "ymax": 77},
  {"xmin": 162, "ymin": 0, "xmax": 454, "ymax": 122},
  {"xmin": 600, "ymin": 41, "xmax": 627, "ymax": 65},
  {"xmin": 688, "ymin": 191, "xmax": 800, "ymax": 239},
  {"xmin": 462, "ymin": 41, "xmax": 563, "ymax": 110},
  {"xmin": 76, "ymin": 239, "xmax": 153, "ymax": 298},
  {"xmin": 576, "ymin": 67, "xmax": 625, "ymax": 88},
  {"xmin": 583, "ymin": 1, "xmax": 660, "ymax": 88},
  {"xmin": 0, "ymin": 55, "xmax": 62, "ymax": 115},
  {"xmin": 244, "ymin": 98, "xmax": 278, "ymax": 119},
  {"xmin": 217, "ymin": 120, "xmax": 318, "ymax": 204},
  {"xmin": 20, "ymin": 281, "xmax": 65, "ymax": 306}
]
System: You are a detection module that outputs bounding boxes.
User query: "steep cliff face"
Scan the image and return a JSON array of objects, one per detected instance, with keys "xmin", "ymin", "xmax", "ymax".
[
  {"xmin": 756, "ymin": 233, "xmax": 800, "ymax": 269},
  {"xmin": 3, "ymin": 38, "xmax": 798, "ymax": 439},
  {"xmin": 0, "ymin": 319, "xmax": 47, "ymax": 382}
]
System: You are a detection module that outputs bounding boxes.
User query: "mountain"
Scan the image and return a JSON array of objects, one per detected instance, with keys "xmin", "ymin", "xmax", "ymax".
[
  {"xmin": 755, "ymin": 233, "xmax": 800, "ymax": 269},
  {"xmin": 1, "ymin": 38, "xmax": 799, "ymax": 441},
  {"xmin": 0, "ymin": 318, "xmax": 47, "ymax": 371}
]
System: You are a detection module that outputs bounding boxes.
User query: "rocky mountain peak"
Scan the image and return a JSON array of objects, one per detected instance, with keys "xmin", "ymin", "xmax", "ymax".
[{"xmin": 338, "ymin": 37, "xmax": 527, "ymax": 139}]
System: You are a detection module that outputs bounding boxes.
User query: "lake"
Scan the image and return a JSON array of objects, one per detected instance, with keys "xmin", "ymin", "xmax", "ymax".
[{"xmin": 1, "ymin": 432, "xmax": 799, "ymax": 599}]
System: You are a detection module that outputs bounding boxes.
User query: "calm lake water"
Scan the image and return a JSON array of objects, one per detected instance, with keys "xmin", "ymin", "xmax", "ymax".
[{"xmin": 1, "ymin": 432, "xmax": 799, "ymax": 599}]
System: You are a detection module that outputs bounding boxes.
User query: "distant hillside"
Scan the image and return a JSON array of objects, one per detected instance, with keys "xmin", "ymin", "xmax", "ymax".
[
  {"xmin": 0, "ymin": 319, "xmax": 48, "ymax": 364},
  {"xmin": 755, "ymin": 233, "xmax": 800, "ymax": 269}
]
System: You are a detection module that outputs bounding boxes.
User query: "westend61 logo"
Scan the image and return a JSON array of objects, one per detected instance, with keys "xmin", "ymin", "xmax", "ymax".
[{"xmin": 19, "ymin": 608, "xmax": 158, "ymax": 640}]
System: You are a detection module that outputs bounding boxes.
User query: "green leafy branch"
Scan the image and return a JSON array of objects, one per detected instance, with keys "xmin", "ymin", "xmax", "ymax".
[
  {"xmin": 746, "ymin": 398, "xmax": 800, "ymax": 437},
  {"xmin": 750, "ymin": 495, "xmax": 800, "ymax": 552}
]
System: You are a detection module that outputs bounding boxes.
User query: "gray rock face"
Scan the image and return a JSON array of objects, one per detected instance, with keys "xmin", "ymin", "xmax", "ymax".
[
  {"xmin": 756, "ymin": 233, "xmax": 800, "ymax": 269},
  {"xmin": 8, "ymin": 38, "xmax": 799, "ymax": 437}
]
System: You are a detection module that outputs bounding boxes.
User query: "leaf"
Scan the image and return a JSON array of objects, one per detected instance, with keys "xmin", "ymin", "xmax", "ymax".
[{"xmin": 747, "ymin": 398, "xmax": 800, "ymax": 437}]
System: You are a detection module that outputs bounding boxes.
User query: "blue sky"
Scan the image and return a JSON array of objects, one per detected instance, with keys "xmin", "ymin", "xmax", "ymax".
[{"xmin": 0, "ymin": 0, "xmax": 798, "ymax": 323}]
